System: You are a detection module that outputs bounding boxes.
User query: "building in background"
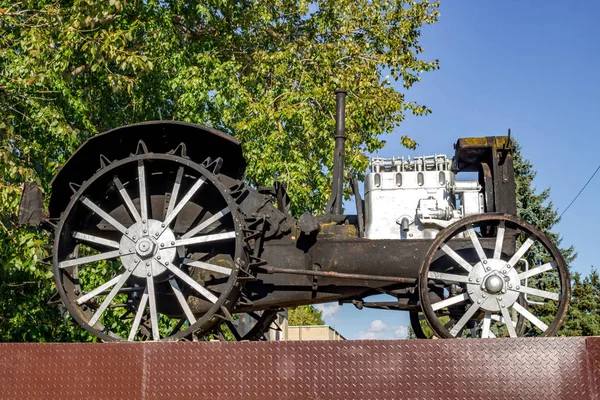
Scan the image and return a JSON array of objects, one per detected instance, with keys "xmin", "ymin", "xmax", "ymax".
[
  {"xmin": 267, "ymin": 311, "xmax": 345, "ymax": 341},
  {"xmin": 286, "ymin": 325, "xmax": 345, "ymax": 341}
]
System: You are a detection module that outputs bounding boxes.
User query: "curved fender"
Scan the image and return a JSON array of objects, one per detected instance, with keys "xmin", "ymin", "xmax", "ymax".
[{"xmin": 49, "ymin": 121, "xmax": 246, "ymax": 218}]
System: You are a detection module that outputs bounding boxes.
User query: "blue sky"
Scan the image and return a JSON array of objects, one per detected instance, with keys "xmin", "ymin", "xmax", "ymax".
[{"xmin": 317, "ymin": 0, "xmax": 600, "ymax": 340}]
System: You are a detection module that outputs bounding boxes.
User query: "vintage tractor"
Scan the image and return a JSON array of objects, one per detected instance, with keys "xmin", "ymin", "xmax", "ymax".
[{"xmin": 18, "ymin": 91, "xmax": 570, "ymax": 341}]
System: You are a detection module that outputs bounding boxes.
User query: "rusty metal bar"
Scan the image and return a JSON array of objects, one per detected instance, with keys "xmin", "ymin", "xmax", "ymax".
[{"xmin": 258, "ymin": 265, "xmax": 417, "ymax": 284}]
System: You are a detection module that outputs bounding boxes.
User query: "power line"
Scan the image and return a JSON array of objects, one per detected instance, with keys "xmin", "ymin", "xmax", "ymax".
[{"xmin": 559, "ymin": 163, "xmax": 600, "ymax": 219}]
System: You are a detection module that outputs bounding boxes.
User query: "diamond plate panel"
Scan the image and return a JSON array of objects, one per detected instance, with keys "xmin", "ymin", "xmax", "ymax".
[
  {"xmin": 587, "ymin": 337, "xmax": 600, "ymax": 400},
  {"xmin": 0, "ymin": 343, "xmax": 142, "ymax": 400},
  {"xmin": 0, "ymin": 338, "xmax": 596, "ymax": 400},
  {"xmin": 142, "ymin": 337, "xmax": 591, "ymax": 400}
]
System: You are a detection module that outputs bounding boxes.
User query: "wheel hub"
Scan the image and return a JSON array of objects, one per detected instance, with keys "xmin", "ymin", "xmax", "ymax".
[
  {"xmin": 136, "ymin": 238, "xmax": 156, "ymax": 258},
  {"xmin": 484, "ymin": 274, "xmax": 504, "ymax": 294},
  {"xmin": 119, "ymin": 219, "xmax": 177, "ymax": 278},
  {"xmin": 466, "ymin": 258, "xmax": 520, "ymax": 312}
]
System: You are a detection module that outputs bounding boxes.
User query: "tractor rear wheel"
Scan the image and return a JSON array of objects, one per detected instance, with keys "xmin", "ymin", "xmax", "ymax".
[{"xmin": 53, "ymin": 143, "xmax": 249, "ymax": 341}]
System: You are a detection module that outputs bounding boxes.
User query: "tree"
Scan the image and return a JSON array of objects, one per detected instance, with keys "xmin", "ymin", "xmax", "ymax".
[
  {"xmin": 514, "ymin": 142, "xmax": 575, "ymax": 260},
  {"xmin": 0, "ymin": 1, "xmax": 439, "ymax": 341},
  {"xmin": 559, "ymin": 269, "xmax": 600, "ymax": 336},
  {"xmin": 288, "ymin": 305, "xmax": 325, "ymax": 326},
  {"xmin": 512, "ymin": 141, "xmax": 578, "ymax": 333}
]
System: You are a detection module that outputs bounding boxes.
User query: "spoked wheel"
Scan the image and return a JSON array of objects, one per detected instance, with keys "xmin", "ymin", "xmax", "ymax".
[
  {"xmin": 419, "ymin": 214, "xmax": 570, "ymax": 339},
  {"xmin": 53, "ymin": 146, "xmax": 249, "ymax": 341}
]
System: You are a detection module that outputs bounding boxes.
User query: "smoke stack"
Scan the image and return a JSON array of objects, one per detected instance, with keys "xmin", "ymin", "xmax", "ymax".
[{"xmin": 330, "ymin": 89, "xmax": 347, "ymax": 215}]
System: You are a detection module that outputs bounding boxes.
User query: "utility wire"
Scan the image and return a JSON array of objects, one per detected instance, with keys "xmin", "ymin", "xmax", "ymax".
[{"xmin": 559, "ymin": 163, "xmax": 600, "ymax": 219}]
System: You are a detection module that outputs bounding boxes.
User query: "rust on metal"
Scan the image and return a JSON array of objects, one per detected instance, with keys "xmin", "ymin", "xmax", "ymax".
[
  {"xmin": 259, "ymin": 265, "xmax": 417, "ymax": 284},
  {"xmin": 0, "ymin": 338, "xmax": 598, "ymax": 400},
  {"xmin": 454, "ymin": 135, "xmax": 517, "ymax": 214},
  {"xmin": 318, "ymin": 222, "xmax": 358, "ymax": 238},
  {"xmin": 456, "ymin": 135, "xmax": 512, "ymax": 150}
]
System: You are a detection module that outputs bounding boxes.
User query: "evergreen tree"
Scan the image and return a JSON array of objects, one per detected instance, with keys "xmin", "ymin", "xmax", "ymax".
[
  {"xmin": 513, "ymin": 141, "xmax": 586, "ymax": 335},
  {"xmin": 514, "ymin": 142, "xmax": 576, "ymax": 263},
  {"xmin": 560, "ymin": 269, "xmax": 600, "ymax": 336}
]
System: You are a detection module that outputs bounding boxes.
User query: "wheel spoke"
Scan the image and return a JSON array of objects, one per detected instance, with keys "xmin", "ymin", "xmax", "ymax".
[
  {"xmin": 182, "ymin": 206, "xmax": 231, "ymax": 239},
  {"xmin": 493, "ymin": 221, "xmax": 505, "ymax": 259},
  {"xmin": 169, "ymin": 278, "xmax": 197, "ymax": 324},
  {"xmin": 80, "ymin": 197, "xmax": 128, "ymax": 234},
  {"xmin": 431, "ymin": 292, "xmax": 470, "ymax": 312},
  {"xmin": 59, "ymin": 249, "xmax": 124, "ymax": 269},
  {"xmin": 518, "ymin": 261, "xmax": 557, "ymax": 280},
  {"xmin": 166, "ymin": 167, "xmax": 184, "ymax": 218},
  {"xmin": 513, "ymin": 302, "xmax": 548, "ymax": 332},
  {"xmin": 449, "ymin": 300, "xmax": 482, "ymax": 337},
  {"xmin": 466, "ymin": 225, "xmax": 487, "ymax": 262},
  {"xmin": 427, "ymin": 271, "xmax": 469, "ymax": 284},
  {"xmin": 89, "ymin": 266, "xmax": 137, "ymax": 326},
  {"xmin": 498, "ymin": 299, "xmax": 517, "ymax": 337},
  {"xmin": 138, "ymin": 161, "xmax": 149, "ymax": 233},
  {"xmin": 513, "ymin": 285, "xmax": 560, "ymax": 301},
  {"xmin": 440, "ymin": 244, "xmax": 473, "ymax": 273},
  {"xmin": 183, "ymin": 258, "xmax": 232, "ymax": 276},
  {"xmin": 164, "ymin": 231, "xmax": 236, "ymax": 249},
  {"xmin": 146, "ymin": 272, "xmax": 160, "ymax": 341},
  {"xmin": 157, "ymin": 259, "xmax": 219, "ymax": 303},
  {"xmin": 114, "ymin": 177, "xmax": 141, "ymax": 222},
  {"xmin": 508, "ymin": 234, "xmax": 536, "ymax": 267},
  {"xmin": 128, "ymin": 287, "xmax": 149, "ymax": 341},
  {"xmin": 72, "ymin": 231, "xmax": 120, "ymax": 249},
  {"xmin": 444, "ymin": 318, "xmax": 457, "ymax": 329},
  {"xmin": 481, "ymin": 312, "xmax": 492, "ymax": 339},
  {"xmin": 162, "ymin": 176, "xmax": 206, "ymax": 227},
  {"xmin": 76, "ymin": 274, "xmax": 122, "ymax": 305}
]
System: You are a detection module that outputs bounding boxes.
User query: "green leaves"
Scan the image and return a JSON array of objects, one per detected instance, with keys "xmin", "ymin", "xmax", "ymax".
[
  {"xmin": 0, "ymin": 0, "xmax": 439, "ymax": 341},
  {"xmin": 288, "ymin": 305, "xmax": 325, "ymax": 326}
]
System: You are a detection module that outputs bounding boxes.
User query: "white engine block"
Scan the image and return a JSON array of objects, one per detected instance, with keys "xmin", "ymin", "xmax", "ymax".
[{"xmin": 364, "ymin": 155, "xmax": 484, "ymax": 240}]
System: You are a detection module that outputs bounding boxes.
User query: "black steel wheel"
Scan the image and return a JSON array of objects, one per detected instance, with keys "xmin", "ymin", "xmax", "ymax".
[
  {"xmin": 53, "ymin": 146, "xmax": 249, "ymax": 341},
  {"xmin": 419, "ymin": 214, "xmax": 570, "ymax": 339}
]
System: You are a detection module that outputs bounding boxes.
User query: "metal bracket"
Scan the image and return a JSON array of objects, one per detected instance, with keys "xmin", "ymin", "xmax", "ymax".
[{"xmin": 520, "ymin": 258, "xmax": 544, "ymax": 305}]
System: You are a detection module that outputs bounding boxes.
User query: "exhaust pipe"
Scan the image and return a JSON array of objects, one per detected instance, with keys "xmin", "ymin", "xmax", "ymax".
[{"xmin": 329, "ymin": 89, "xmax": 346, "ymax": 215}]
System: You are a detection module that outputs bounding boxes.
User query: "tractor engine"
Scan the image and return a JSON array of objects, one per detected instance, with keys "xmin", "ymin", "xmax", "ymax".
[{"xmin": 364, "ymin": 155, "xmax": 484, "ymax": 239}]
